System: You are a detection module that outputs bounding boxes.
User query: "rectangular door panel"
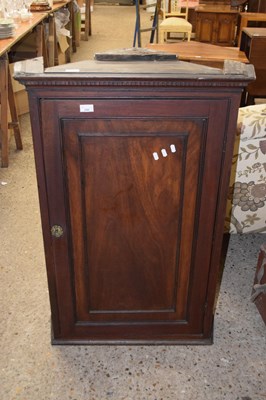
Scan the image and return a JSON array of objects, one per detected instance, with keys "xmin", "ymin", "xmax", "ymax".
[
  {"xmin": 216, "ymin": 14, "xmax": 236, "ymax": 45},
  {"xmin": 61, "ymin": 118, "xmax": 205, "ymax": 324}
]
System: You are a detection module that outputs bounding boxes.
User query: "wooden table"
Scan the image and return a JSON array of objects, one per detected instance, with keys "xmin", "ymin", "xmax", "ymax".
[
  {"xmin": 0, "ymin": 1, "xmax": 77, "ymax": 167},
  {"xmin": 238, "ymin": 12, "xmax": 266, "ymax": 46},
  {"xmin": 0, "ymin": 13, "xmax": 47, "ymax": 167},
  {"xmin": 146, "ymin": 41, "xmax": 249, "ymax": 68}
]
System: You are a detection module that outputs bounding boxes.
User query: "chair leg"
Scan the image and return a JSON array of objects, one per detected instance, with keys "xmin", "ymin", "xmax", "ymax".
[{"xmin": 159, "ymin": 30, "xmax": 164, "ymax": 44}]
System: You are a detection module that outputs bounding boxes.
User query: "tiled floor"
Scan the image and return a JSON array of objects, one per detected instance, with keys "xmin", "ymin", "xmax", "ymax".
[{"xmin": 0, "ymin": 5, "xmax": 265, "ymax": 400}]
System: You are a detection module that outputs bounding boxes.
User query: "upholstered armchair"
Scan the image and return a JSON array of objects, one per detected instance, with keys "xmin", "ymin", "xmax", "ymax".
[{"xmin": 225, "ymin": 103, "xmax": 266, "ymax": 234}]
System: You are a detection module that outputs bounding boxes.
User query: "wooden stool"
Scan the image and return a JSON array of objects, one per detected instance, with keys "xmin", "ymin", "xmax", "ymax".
[{"xmin": 0, "ymin": 55, "xmax": 22, "ymax": 168}]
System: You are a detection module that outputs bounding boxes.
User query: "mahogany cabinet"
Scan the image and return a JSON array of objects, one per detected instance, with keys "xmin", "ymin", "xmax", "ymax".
[
  {"xmin": 195, "ymin": 5, "xmax": 238, "ymax": 46},
  {"xmin": 16, "ymin": 58, "xmax": 254, "ymax": 344}
]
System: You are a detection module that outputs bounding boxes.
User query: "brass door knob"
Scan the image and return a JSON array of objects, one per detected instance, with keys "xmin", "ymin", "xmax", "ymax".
[{"xmin": 51, "ymin": 225, "xmax": 64, "ymax": 238}]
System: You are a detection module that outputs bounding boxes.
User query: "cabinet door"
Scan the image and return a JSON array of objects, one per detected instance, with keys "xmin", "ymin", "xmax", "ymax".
[
  {"xmin": 216, "ymin": 13, "xmax": 236, "ymax": 46},
  {"xmin": 196, "ymin": 12, "xmax": 216, "ymax": 42},
  {"xmin": 40, "ymin": 98, "xmax": 228, "ymax": 344}
]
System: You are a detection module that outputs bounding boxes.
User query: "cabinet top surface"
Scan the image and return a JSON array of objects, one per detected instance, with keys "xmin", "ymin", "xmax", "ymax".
[
  {"xmin": 45, "ymin": 60, "xmax": 223, "ymax": 76},
  {"xmin": 14, "ymin": 58, "xmax": 255, "ymax": 86},
  {"xmin": 242, "ymin": 27, "xmax": 266, "ymax": 38},
  {"xmin": 195, "ymin": 5, "xmax": 238, "ymax": 13},
  {"xmin": 240, "ymin": 12, "xmax": 266, "ymax": 18}
]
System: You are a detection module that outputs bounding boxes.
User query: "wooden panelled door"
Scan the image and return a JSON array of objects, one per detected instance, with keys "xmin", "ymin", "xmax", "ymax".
[{"xmin": 40, "ymin": 97, "xmax": 228, "ymax": 344}]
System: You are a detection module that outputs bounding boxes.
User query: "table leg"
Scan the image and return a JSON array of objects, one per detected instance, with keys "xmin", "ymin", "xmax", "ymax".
[
  {"xmin": 0, "ymin": 54, "xmax": 22, "ymax": 168},
  {"xmin": 71, "ymin": 0, "xmax": 78, "ymax": 51},
  {"xmin": 47, "ymin": 15, "xmax": 57, "ymax": 67},
  {"xmin": 238, "ymin": 16, "xmax": 247, "ymax": 47},
  {"xmin": 65, "ymin": 2, "xmax": 73, "ymax": 62},
  {"xmin": 0, "ymin": 55, "xmax": 9, "ymax": 168},
  {"xmin": 84, "ymin": 0, "xmax": 92, "ymax": 41},
  {"xmin": 36, "ymin": 22, "xmax": 49, "ymax": 68},
  {"xmin": 8, "ymin": 67, "xmax": 22, "ymax": 151}
]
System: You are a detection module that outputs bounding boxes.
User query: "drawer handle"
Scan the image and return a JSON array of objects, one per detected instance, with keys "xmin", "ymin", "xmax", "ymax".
[{"xmin": 51, "ymin": 225, "xmax": 64, "ymax": 238}]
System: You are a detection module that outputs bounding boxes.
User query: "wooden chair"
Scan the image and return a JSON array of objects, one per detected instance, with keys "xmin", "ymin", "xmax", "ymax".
[
  {"xmin": 133, "ymin": 0, "xmax": 162, "ymax": 47},
  {"xmin": 159, "ymin": 0, "xmax": 192, "ymax": 43}
]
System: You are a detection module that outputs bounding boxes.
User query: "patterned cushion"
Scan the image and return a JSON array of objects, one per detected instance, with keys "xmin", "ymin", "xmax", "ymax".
[
  {"xmin": 237, "ymin": 104, "xmax": 266, "ymax": 141},
  {"xmin": 225, "ymin": 104, "xmax": 266, "ymax": 234}
]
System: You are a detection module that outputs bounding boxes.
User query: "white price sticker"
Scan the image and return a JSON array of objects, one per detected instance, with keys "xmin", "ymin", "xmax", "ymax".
[{"xmin": 80, "ymin": 104, "xmax": 94, "ymax": 113}]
